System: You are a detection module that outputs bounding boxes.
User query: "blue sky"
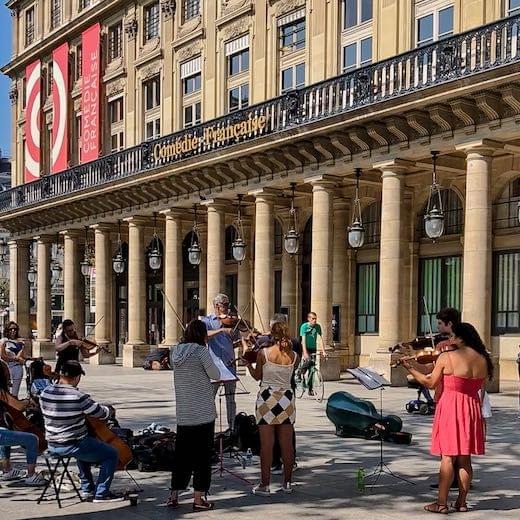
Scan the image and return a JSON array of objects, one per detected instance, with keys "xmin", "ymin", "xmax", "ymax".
[{"xmin": 0, "ymin": 5, "xmax": 11, "ymax": 158}]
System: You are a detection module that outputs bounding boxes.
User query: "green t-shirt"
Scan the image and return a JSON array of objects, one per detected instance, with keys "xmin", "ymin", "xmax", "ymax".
[{"xmin": 299, "ymin": 322, "xmax": 322, "ymax": 352}]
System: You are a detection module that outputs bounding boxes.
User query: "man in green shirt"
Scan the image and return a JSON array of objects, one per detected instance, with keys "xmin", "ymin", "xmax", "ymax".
[{"xmin": 297, "ymin": 313, "xmax": 327, "ymax": 388}]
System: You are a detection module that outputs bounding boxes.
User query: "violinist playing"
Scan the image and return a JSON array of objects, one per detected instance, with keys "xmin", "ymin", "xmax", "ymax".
[{"xmin": 55, "ymin": 319, "xmax": 103, "ymax": 374}]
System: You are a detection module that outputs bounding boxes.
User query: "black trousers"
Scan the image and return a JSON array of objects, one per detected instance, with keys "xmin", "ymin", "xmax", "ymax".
[{"xmin": 171, "ymin": 421, "xmax": 215, "ymax": 493}]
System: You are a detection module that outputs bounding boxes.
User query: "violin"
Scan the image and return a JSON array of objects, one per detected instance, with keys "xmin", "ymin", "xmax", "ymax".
[
  {"xmin": 69, "ymin": 331, "xmax": 110, "ymax": 353},
  {"xmin": 390, "ymin": 334, "xmax": 457, "ymax": 368}
]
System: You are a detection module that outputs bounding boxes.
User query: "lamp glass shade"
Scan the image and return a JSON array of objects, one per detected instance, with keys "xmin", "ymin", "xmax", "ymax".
[
  {"xmin": 347, "ymin": 219, "xmax": 365, "ymax": 249},
  {"xmin": 424, "ymin": 207, "xmax": 445, "ymax": 239},
  {"xmin": 80, "ymin": 259, "xmax": 91, "ymax": 277},
  {"xmin": 232, "ymin": 237, "xmax": 247, "ymax": 262},
  {"xmin": 148, "ymin": 248, "xmax": 162, "ymax": 270},
  {"xmin": 188, "ymin": 242, "xmax": 202, "ymax": 266},
  {"xmin": 284, "ymin": 229, "xmax": 300, "ymax": 255},
  {"xmin": 112, "ymin": 252, "xmax": 125, "ymax": 274},
  {"xmin": 27, "ymin": 268, "xmax": 37, "ymax": 284},
  {"xmin": 50, "ymin": 262, "xmax": 62, "ymax": 286}
]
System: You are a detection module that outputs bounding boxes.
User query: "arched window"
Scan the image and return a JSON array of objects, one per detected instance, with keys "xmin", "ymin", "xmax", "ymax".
[
  {"xmin": 417, "ymin": 189, "xmax": 463, "ymax": 237},
  {"xmin": 493, "ymin": 178, "xmax": 520, "ymax": 230},
  {"xmin": 361, "ymin": 201, "xmax": 381, "ymax": 244},
  {"xmin": 225, "ymin": 225, "xmax": 237, "ymax": 261}
]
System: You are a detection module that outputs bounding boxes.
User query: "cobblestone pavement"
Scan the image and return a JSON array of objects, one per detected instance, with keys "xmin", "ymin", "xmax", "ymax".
[{"xmin": 1, "ymin": 365, "xmax": 519, "ymax": 519}]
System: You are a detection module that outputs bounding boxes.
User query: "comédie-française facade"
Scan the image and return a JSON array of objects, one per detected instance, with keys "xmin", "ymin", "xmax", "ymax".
[{"xmin": 2, "ymin": 0, "xmax": 520, "ymax": 389}]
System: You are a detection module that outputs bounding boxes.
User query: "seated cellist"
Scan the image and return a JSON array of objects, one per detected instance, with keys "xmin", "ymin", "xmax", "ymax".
[
  {"xmin": 39, "ymin": 360, "xmax": 123, "ymax": 502},
  {"xmin": 0, "ymin": 359, "xmax": 47, "ymax": 485}
]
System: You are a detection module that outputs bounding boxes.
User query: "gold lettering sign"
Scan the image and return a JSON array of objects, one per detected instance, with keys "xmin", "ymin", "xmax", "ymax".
[{"xmin": 153, "ymin": 114, "xmax": 268, "ymax": 163}]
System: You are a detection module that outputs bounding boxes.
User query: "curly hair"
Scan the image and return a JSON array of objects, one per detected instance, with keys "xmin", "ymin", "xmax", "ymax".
[{"xmin": 270, "ymin": 321, "xmax": 293, "ymax": 351}]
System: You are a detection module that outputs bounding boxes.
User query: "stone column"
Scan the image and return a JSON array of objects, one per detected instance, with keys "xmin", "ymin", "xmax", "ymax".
[
  {"xmin": 198, "ymin": 226, "xmax": 207, "ymax": 316},
  {"xmin": 332, "ymin": 199, "xmax": 350, "ymax": 368},
  {"xmin": 123, "ymin": 217, "xmax": 149, "ymax": 367},
  {"xmin": 374, "ymin": 160, "xmax": 411, "ymax": 384},
  {"xmin": 203, "ymin": 200, "xmax": 227, "ymax": 313},
  {"xmin": 251, "ymin": 189, "xmax": 277, "ymax": 332},
  {"xmin": 62, "ymin": 229, "xmax": 85, "ymax": 336},
  {"xmin": 33, "ymin": 236, "xmax": 54, "ymax": 359},
  {"xmin": 162, "ymin": 210, "xmax": 184, "ymax": 345},
  {"xmin": 307, "ymin": 176, "xmax": 341, "ymax": 380},
  {"xmin": 8, "ymin": 240, "xmax": 30, "ymax": 338},
  {"xmin": 281, "ymin": 218, "xmax": 297, "ymax": 336},
  {"xmin": 237, "ymin": 222, "xmax": 252, "ymax": 320},
  {"xmin": 90, "ymin": 224, "xmax": 115, "ymax": 364}
]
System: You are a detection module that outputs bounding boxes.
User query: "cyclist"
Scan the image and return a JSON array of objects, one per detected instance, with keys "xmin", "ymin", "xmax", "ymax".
[{"xmin": 297, "ymin": 312, "xmax": 327, "ymax": 391}]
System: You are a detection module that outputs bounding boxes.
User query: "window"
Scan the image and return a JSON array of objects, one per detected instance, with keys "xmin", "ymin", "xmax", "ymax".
[
  {"xmin": 228, "ymin": 49, "xmax": 249, "ymax": 76},
  {"xmin": 109, "ymin": 97, "xmax": 123, "ymax": 124},
  {"xmin": 228, "ymin": 84, "xmax": 249, "ymax": 113},
  {"xmin": 144, "ymin": 2, "xmax": 160, "ymax": 42},
  {"xmin": 144, "ymin": 76, "xmax": 161, "ymax": 110},
  {"xmin": 183, "ymin": 73, "xmax": 201, "ymax": 94},
  {"xmin": 343, "ymin": 0, "xmax": 373, "ymax": 29},
  {"xmin": 225, "ymin": 274, "xmax": 238, "ymax": 308},
  {"xmin": 493, "ymin": 251, "xmax": 520, "ymax": 333},
  {"xmin": 281, "ymin": 63, "xmax": 305, "ymax": 93},
  {"xmin": 280, "ymin": 19, "xmax": 306, "ymax": 51},
  {"xmin": 356, "ymin": 263, "xmax": 379, "ymax": 333},
  {"xmin": 145, "ymin": 119, "xmax": 161, "ymax": 140},
  {"xmin": 225, "ymin": 226, "xmax": 237, "ymax": 261},
  {"xmin": 111, "ymin": 132, "xmax": 124, "ymax": 152},
  {"xmin": 418, "ymin": 189, "xmax": 463, "ymax": 237},
  {"xmin": 274, "ymin": 220, "xmax": 283, "ymax": 255},
  {"xmin": 416, "ymin": 5, "xmax": 453, "ymax": 47},
  {"xmin": 342, "ymin": 37, "xmax": 372, "ymax": 72},
  {"xmin": 183, "ymin": 102, "xmax": 201, "ymax": 128},
  {"xmin": 361, "ymin": 201, "xmax": 381, "ymax": 244},
  {"xmin": 418, "ymin": 256, "xmax": 462, "ymax": 335},
  {"xmin": 79, "ymin": 0, "xmax": 91, "ymax": 10},
  {"xmin": 73, "ymin": 114, "xmax": 81, "ymax": 164},
  {"xmin": 274, "ymin": 270, "xmax": 282, "ymax": 313},
  {"xmin": 45, "ymin": 63, "xmax": 53, "ymax": 98},
  {"xmin": 108, "ymin": 22, "xmax": 123, "ymax": 61},
  {"xmin": 493, "ymin": 179, "xmax": 520, "ymax": 230},
  {"xmin": 509, "ymin": 0, "xmax": 520, "ymax": 16},
  {"xmin": 50, "ymin": 0, "xmax": 61, "ymax": 30},
  {"xmin": 25, "ymin": 7, "xmax": 35, "ymax": 47},
  {"xmin": 183, "ymin": 0, "xmax": 200, "ymax": 22},
  {"xmin": 74, "ymin": 45, "xmax": 82, "ymax": 81}
]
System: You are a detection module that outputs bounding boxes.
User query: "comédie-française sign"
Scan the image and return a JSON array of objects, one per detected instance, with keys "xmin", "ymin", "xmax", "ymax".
[{"xmin": 152, "ymin": 113, "xmax": 268, "ymax": 164}]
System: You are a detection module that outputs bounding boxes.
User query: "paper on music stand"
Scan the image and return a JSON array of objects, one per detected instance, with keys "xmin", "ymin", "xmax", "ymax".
[
  {"xmin": 347, "ymin": 367, "xmax": 391, "ymax": 390},
  {"xmin": 209, "ymin": 350, "xmax": 238, "ymax": 383}
]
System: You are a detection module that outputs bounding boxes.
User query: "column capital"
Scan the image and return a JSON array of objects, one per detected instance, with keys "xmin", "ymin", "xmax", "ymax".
[
  {"xmin": 304, "ymin": 174, "xmax": 342, "ymax": 189},
  {"xmin": 60, "ymin": 228, "xmax": 84, "ymax": 238},
  {"xmin": 161, "ymin": 208, "xmax": 186, "ymax": 220},
  {"xmin": 373, "ymin": 158, "xmax": 414, "ymax": 175},
  {"xmin": 248, "ymin": 188, "xmax": 282, "ymax": 202},
  {"xmin": 123, "ymin": 215, "xmax": 149, "ymax": 227},
  {"xmin": 33, "ymin": 235, "xmax": 55, "ymax": 244},
  {"xmin": 455, "ymin": 138, "xmax": 502, "ymax": 157},
  {"xmin": 90, "ymin": 223, "xmax": 114, "ymax": 233},
  {"xmin": 201, "ymin": 198, "xmax": 230, "ymax": 211}
]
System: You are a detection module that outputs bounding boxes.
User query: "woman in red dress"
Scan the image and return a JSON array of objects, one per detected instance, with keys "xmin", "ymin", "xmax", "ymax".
[{"xmin": 403, "ymin": 322, "xmax": 493, "ymax": 514}]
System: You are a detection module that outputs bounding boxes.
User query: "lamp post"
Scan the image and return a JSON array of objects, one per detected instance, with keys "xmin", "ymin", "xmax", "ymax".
[
  {"xmin": 424, "ymin": 151, "xmax": 445, "ymax": 241},
  {"xmin": 347, "ymin": 168, "xmax": 365, "ymax": 249},
  {"xmin": 284, "ymin": 182, "xmax": 300, "ymax": 255},
  {"xmin": 232, "ymin": 194, "xmax": 247, "ymax": 263},
  {"xmin": 112, "ymin": 220, "xmax": 126, "ymax": 275},
  {"xmin": 188, "ymin": 204, "xmax": 202, "ymax": 266}
]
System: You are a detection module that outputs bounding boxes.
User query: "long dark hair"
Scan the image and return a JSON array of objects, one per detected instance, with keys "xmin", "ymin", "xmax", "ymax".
[
  {"xmin": 3, "ymin": 321, "xmax": 19, "ymax": 338},
  {"xmin": 60, "ymin": 319, "xmax": 74, "ymax": 340},
  {"xmin": 182, "ymin": 320, "xmax": 208, "ymax": 346},
  {"xmin": 452, "ymin": 322, "xmax": 494, "ymax": 380}
]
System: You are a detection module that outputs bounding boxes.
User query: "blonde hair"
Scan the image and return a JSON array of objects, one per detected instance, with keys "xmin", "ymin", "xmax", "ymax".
[{"xmin": 270, "ymin": 321, "xmax": 292, "ymax": 351}]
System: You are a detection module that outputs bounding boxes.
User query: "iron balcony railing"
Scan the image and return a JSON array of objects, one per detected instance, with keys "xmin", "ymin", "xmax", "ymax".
[{"xmin": 2, "ymin": 14, "xmax": 520, "ymax": 215}]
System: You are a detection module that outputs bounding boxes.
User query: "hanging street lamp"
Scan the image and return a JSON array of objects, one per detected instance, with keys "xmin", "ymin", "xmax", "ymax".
[
  {"xmin": 188, "ymin": 204, "xmax": 202, "ymax": 266},
  {"xmin": 284, "ymin": 182, "xmax": 300, "ymax": 255},
  {"xmin": 347, "ymin": 168, "xmax": 365, "ymax": 249},
  {"xmin": 148, "ymin": 213, "xmax": 162, "ymax": 270},
  {"xmin": 112, "ymin": 220, "xmax": 126, "ymax": 275},
  {"xmin": 424, "ymin": 151, "xmax": 445, "ymax": 241},
  {"xmin": 80, "ymin": 226, "xmax": 93, "ymax": 277},
  {"xmin": 232, "ymin": 194, "xmax": 247, "ymax": 263}
]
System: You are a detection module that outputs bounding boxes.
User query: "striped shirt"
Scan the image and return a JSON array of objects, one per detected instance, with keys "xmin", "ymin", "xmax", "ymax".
[{"xmin": 39, "ymin": 383, "xmax": 110, "ymax": 447}]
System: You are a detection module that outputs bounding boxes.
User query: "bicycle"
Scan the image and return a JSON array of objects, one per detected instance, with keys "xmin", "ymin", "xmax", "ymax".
[{"xmin": 295, "ymin": 353, "xmax": 325, "ymax": 403}]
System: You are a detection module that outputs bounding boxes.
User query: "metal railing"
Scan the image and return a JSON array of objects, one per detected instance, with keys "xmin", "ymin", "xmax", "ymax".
[{"xmin": 2, "ymin": 14, "xmax": 520, "ymax": 215}]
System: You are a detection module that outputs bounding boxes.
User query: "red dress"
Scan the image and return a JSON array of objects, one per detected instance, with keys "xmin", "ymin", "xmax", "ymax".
[{"xmin": 430, "ymin": 374, "xmax": 485, "ymax": 456}]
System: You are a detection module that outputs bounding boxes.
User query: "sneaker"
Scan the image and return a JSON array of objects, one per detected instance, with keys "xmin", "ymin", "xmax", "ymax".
[
  {"xmin": 2, "ymin": 468, "xmax": 26, "ymax": 481},
  {"xmin": 293, "ymin": 462, "xmax": 299, "ymax": 472},
  {"xmin": 24, "ymin": 473, "xmax": 48, "ymax": 486},
  {"xmin": 252, "ymin": 485, "xmax": 271, "ymax": 496},
  {"xmin": 80, "ymin": 490, "xmax": 94, "ymax": 501},
  {"xmin": 271, "ymin": 465, "xmax": 283, "ymax": 475},
  {"xmin": 281, "ymin": 482, "xmax": 293, "ymax": 494},
  {"xmin": 93, "ymin": 492, "xmax": 125, "ymax": 503}
]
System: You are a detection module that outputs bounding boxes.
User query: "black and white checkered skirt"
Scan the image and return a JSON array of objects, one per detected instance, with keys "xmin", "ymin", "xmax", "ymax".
[{"xmin": 255, "ymin": 387, "xmax": 296, "ymax": 425}]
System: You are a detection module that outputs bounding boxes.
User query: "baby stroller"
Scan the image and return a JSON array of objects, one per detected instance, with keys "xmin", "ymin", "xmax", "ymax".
[
  {"xmin": 23, "ymin": 358, "xmax": 53, "ymax": 429},
  {"xmin": 405, "ymin": 379, "xmax": 435, "ymax": 415}
]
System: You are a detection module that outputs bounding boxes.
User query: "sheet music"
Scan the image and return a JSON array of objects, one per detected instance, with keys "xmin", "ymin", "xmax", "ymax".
[{"xmin": 209, "ymin": 350, "xmax": 238, "ymax": 383}]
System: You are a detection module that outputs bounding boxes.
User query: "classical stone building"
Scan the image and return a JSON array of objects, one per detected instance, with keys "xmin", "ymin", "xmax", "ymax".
[{"xmin": 2, "ymin": 0, "xmax": 520, "ymax": 385}]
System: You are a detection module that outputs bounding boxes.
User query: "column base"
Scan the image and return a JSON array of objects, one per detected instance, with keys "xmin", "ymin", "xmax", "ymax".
[
  {"xmin": 367, "ymin": 350, "xmax": 408, "ymax": 386},
  {"xmin": 122, "ymin": 343, "xmax": 150, "ymax": 368},
  {"xmin": 318, "ymin": 352, "xmax": 341, "ymax": 381},
  {"xmin": 32, "ymin": 340, "xmax": 55, "ymax": 360},
  {"xmin": 89, "ymin": 342, "xmax": 116, "ymax": 365}
]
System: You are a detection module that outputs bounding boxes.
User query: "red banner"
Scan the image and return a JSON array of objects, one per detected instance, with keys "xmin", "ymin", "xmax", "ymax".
[
  {"xmin": 24, "ymin": 60, "xmax": 41, "ymax": 183},
  {"xmin": 81, "ymin": 23, "xmax": 101, "ymax": 163},
  {"xmin": 52, "ymin": 43, "xmax": 69, "ymax": 173}
]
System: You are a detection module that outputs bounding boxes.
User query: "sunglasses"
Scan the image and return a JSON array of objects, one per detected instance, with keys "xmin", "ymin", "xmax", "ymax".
[{"xmin": 8, "ymin": 328, "xmax": 18, "ymax": 332}]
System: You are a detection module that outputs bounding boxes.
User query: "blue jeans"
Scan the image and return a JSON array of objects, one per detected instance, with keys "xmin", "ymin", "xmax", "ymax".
[
  {"xmin": 50, "ymin": 436, "xmax": 118, "ymax": 497},
  {"xmin": 0, "ymin": 428, "xmax": 39, "ymax": 465}
]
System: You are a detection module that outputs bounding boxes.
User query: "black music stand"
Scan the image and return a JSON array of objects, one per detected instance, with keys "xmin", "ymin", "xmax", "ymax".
[{"xmin": 347, "ymin": 367, "xmax": 415, "ymax": 489}]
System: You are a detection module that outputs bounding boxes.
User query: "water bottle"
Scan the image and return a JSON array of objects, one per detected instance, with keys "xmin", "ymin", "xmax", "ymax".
[
  {"xmin": 246, "ymin": 448, "xmax": 253, "ymax": 466},
  {"xmin": 356, "ymin": 467, "xmax": 365, "ymax": 491}
]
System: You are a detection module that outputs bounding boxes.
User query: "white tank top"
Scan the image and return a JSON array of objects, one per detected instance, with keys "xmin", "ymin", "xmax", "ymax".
[{"xmin": 261, "ymin": 347, "xmax": 296, "ymax": 390}]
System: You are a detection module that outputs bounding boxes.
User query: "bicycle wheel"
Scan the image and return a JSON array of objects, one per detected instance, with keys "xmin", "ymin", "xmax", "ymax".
[
  {"xmin": 295, "ymin": 374, "xmax": 305, "ymax": 399},
  {"xmin": 312, "ymin": 369, "xmax": 325, "ymax": 403}
]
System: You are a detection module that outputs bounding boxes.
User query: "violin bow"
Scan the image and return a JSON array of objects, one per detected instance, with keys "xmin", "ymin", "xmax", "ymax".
[
  {"xmin": 422, "ymin": 296, "xmax": 436, "ymax": 349},
  {"xmin": 84, "ymin": 314, "xmax": 105, "ymax": 340},
  {"xmin": 251, "ymin": 291, "xmax": 267, "ymax": 334},
  {"xmin": 159, "ymin": 289, "xmax": 186, "ymax": 332}
]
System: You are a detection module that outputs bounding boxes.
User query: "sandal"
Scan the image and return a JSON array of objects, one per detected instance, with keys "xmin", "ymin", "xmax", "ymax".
[
  {"xmin": 193, "ymin": 498, "xmax": 214, "ymax": 512},
  {"xmin": 166, "ymin": 494, "xmax": 179, "ymax": 508},
  {"xmin": 450, "ymin": 502, "xmax": 468, "ymax": 512},
  {"xmin": 424, "ymin": 502, "xmax": 449, "ymax": 514}
]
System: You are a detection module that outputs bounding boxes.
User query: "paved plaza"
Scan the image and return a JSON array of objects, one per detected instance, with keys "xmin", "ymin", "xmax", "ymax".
[{"xmin": 1, "ymin": 365, "xmax": 519, "ymax": 520}]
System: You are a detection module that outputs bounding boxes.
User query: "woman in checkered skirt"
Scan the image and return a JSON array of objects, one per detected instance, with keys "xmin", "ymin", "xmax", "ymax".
[{"xmin": 244, "ymin": 321, "xmax": 298, "ymax": 496}]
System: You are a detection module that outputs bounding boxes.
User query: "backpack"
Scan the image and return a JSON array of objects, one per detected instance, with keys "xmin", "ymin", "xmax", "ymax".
[
  {"xmin": 233, "ymin": 412, "xmax": 260, "ymax": 455},
  {"xmin": 142, "ymin": 348, "xmax": 171, "ymax": 370}
]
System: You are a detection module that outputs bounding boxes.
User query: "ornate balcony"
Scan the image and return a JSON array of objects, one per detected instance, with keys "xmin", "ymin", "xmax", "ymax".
[{"xmin": 2, "ymin": 14, "xmax": 520, "ymax": 222}]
